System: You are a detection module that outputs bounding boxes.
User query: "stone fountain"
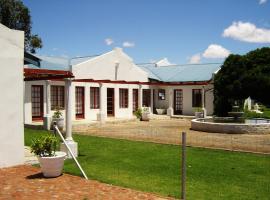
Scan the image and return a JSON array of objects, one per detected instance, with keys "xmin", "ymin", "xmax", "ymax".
[{"xmin": 228, "ymin": 105, "xmax": 244, "ymax": 121}]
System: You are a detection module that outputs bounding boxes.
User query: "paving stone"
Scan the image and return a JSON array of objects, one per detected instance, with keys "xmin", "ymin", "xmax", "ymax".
[{"xmin": 0, "ymin": 165, "xmax": 174, "ymax": 200}]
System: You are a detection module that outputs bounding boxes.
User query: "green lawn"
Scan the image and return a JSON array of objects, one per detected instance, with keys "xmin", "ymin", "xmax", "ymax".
[{"xmin": 25, "ymin": 128, "xmax": 270, "ymax": 200}]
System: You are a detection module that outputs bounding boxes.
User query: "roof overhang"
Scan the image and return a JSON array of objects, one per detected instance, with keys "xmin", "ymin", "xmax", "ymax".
[
  {"xmin": 24, "ymin": 52, "xmax": 41, "ymax": 67},
  {"xmin": 24, "ymin": 68, "xmax": 74, "ymax": 81},
  {"xmin": 73, "ymin": 79, "xmax": 211, "ymax": 86}
]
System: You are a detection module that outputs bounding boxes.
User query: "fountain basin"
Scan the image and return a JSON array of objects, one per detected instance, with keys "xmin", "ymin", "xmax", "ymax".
[{"xmin": 191, "ymin": 117, "xmax": 270, "ymax": 134}]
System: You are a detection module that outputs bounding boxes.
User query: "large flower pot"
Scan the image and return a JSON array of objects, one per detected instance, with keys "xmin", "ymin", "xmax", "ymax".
[
  {"xmin": 141, "ymin": 112, "xmax": 150, "ymax": 121},
  {"xmin": 195, "ymin": 112, "xmax": 204, "ymax": 119},
  {"xmin": 38, "ymin": 151, "xmax": 66, "ymax": 178},
  {"xmin": 52, "ymin": 117, "xmax": 64, "ymax": 131},
  {"xmin": 156, "ymin": 108, "xmax": 166, "ymax": 115}
]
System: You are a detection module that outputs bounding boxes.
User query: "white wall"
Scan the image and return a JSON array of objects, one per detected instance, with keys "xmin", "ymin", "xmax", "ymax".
[
  {"xmin": 152, "ymin": 85, "xmax": 214, "ymax": 116},
  {"xmin": 0, "ymin": 24, "xmax": 24, "ymax": 168},
  {"xmin": 72, "ymin": 48, "xmax": 149, "ymax": 82}
]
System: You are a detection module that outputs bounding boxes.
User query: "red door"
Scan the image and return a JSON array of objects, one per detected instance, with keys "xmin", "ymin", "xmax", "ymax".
[
  {"xmin": 32, "ymin": 85, "xmax": 44, "ymax": 121},
  {"xmin": 76, "ymin": 87, "xmax": 85, "ymax": 119},
  {"xmin": 107, "ymin": 88, "xmax": 114, "ymax": 116},
  {"xmin": 132, "ymin": 89, "xmax": 138, "ymax": 112},
  {"xmin": 174, "ymin": 89, "xmax": 183, "ymax": 115}
]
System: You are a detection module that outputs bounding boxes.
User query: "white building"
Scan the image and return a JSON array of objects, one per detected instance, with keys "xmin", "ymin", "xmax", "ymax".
[
  {"xmin": 24, "ymin": 48, "xmax": 220, "ymax": 126},
  {"xmin": 0, "ymin": 24, "xmax": 24, "ymax": 167}
]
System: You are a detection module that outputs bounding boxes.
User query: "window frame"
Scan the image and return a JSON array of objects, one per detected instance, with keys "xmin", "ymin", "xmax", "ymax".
[
  {"xmin": 192, "ymin": 89, "xmax": 202, "ymax": 107},
  {"xmin": 119, "ymin": 88, "xmax": 129, "ymax": 108},
  {"xmin": 90, "ymin": 87, "xmax": 100, "ymax": 109},
  {"xmin": 142, "ymin": 89, "xmax": 151, "ymax": 107},
  {"xmin": 158, "ymin": 89, "xmax": 166, "ymax": 100},
  {"xmin": 51, "ymin": 85, "xmax": 65, "ymax": 110}
]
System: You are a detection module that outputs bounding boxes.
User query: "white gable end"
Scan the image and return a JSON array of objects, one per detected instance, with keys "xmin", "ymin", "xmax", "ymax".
[{"xmin": 72, "ymin": 48, "xmax": 149, "ymax": 82}]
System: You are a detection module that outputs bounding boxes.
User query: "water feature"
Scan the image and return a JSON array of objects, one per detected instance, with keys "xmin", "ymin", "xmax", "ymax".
[{"xmin": 191, "ymin": 105, "xmax": 270, "ymax": 134}]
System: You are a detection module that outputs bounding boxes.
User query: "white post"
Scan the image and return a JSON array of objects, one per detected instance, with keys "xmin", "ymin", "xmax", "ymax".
[
  {"xmin": 43, "ymin": 80, "xmax": 51, "ymax": 130},
  {"xmin": 138, "ymin": 85, "xmax": 142, "ymax": 109},
  {"xmin": 150, "ymin": 88, "xmax": 154, "ymax": 114},
  {"xmin": 65, "ymin": 79, "xmax": 73, "ymax": 141},
  {"xmin": 202, "ymin": 86, "xmax": 206, "ymax": 117},
  {"xmin": 167, "ymin": 88, "xmax": 174, "ymax": 116},
  {"xmin": 60, "ymin": 78, "xmax": 78, "ymax": 158},
  {"xmin": 97, "ymin": 83, "xmax": 106, "ymax": 123}
]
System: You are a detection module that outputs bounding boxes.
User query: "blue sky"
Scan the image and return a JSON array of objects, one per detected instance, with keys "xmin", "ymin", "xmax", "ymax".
[{"xmin": 23, "ymin": 0, "xmax": 270, "ymax": 64}]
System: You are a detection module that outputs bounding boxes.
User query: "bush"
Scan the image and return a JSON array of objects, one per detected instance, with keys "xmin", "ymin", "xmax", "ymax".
[
  {"xmin": 134, "ymin": 108, "xmax": 142, "ymax": 119},
  {"xmin": 244, "ymin": 110, "xmax": 270, "ymax": 119},
  {"xmin": 30, "ymin": 134, "xmax": 58, "ymax": 157}
]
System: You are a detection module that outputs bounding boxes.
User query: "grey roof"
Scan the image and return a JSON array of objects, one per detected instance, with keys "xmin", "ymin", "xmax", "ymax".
[
  {"xmin": 27, "ymin": 55, "xmax": 98, "ymax": 70},
  {"xmin": 138, "ymin": 63, "xmax": 221, "ymax": 82}
]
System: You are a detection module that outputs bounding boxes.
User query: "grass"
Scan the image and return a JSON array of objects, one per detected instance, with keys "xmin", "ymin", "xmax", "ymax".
[{"xmin": 25, "ymin": 128, "xmax": 270, "ymax": 199}]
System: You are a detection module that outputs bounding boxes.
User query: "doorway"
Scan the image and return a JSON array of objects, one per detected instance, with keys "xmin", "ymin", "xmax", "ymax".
[
  {"xmin": 75, "ymin": 86, "xmax": 85, "ymax": 119},
  {"xmin": 31, "ymin": 85, "xmax": 44, "ymax": 121},
  {"xmin": 174, "ymin": 89, "xmax": 183, "ymax": 115},
  {"xmin": 107, "ymin": 88, "xmax": 115, "ymax": 116}
]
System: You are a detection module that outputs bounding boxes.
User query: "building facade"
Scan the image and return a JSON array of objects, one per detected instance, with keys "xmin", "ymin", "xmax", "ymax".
[{"xmin": 24, "ymin": 48, "xmax": 220, "ymax": 125}]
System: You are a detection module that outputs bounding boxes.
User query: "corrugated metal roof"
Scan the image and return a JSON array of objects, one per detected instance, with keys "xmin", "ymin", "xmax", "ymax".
[
  {"xmin": 26, "ymin": 55, "xmax": 98, "ymax": 70},
  {"xmin": 138, "ymin": 63, "xmax": 221, "ymax": 82}
]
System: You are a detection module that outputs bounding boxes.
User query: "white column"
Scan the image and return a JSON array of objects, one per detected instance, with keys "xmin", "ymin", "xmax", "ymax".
[
  {"xmin": 97, "ymin": 83, "xmax": 106, "ymax": 123},
  {"xmin": 202, "ymin": 86, "xmax": 205, "ymax": 109},
  {"xmin": 167, "ymin": 88, "xmax": 174, "ymax": 116},
  {"xmin": 65, "ymin": 79, "xmax": 73, "ymax": 141},
  {"xmin": 43, "ymin": 80, "xmax": 51, "ymax": 130},
  {"xmin": 138, "ymin": 85, "xmax": 142, "ymax": 109},
  {"xmin": 150, "ymin": 89, "xmax": 154, "ymax": 114},
  {"xmin": 61, "ymin": 79, "xmax": 78, "ymax": 158},
  {"xmin": 202, "ymin": 86, "xmax": 207, "ymax": 117}
]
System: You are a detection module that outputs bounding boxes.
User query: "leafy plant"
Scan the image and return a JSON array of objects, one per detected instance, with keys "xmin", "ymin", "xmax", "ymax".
[
  {"xmin": 142, "ymin": 107, "xmax": 150, "ymax": 113},
  {"xmin": 30, "ymin": 135, "xmax": 58, "ymax": 157},
  {"xmin": 53, "ymin": 107, "xmax": 63, "ymax": 119},
  {"xmin": 193, "ymin": 107, "xmax": 203, "ymax": 112},
  {"xmin": 134, "ymin": 108, "xmax": 142, "ymax": 119}
]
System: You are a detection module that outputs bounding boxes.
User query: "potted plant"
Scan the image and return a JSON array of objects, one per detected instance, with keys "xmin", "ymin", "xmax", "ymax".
[
  {"xmin": 156, "ymin": 107, "xmax": 166, "ymax": 115},
  {"xmin": 52, "ymin": 107, "xmax": 64, "ymax": 131},
  {"xmin": 134, "ymin": 108, "xmax": 142, "ymax": 120},
  {"xmin": 141, "ymin": 107, "xmax": 150, "ymax": 121},
  {"xmin": 31, "ymin": 134, "xmax": 66, "ymax": 178},
  {"xmin": 194, "ymin": 107, "xmax": 204, "ymax": 118}
]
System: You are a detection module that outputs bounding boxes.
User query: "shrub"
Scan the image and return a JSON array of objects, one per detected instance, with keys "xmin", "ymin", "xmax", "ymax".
[
  {"xmin": 53, "ymin": 107, "xmax": 63, "ymax": 118},
  {"xmin": 30, "ymin": 134, "xmax": 58, "ymax": 157},
  {"xmin": 134, "ymin": 108, "xmax": 142, "ymax": 119}
]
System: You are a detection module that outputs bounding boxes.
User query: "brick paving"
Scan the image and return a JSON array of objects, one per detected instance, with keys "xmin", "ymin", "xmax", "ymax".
[
  {"xmin": 73, "ymin": 118, "xmax": 270, "ymax": 154},
  {"xmin": 0, "ymin": 165, "xmax": 174, "ymax": 200}
]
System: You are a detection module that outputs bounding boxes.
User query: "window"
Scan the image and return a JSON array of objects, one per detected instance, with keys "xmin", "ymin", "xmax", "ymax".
[
  {"xmin": 119, "ymin": 88, "xmax": 128, "ymax": 108},
  {"xmin": 143, "ymin": 89, "xmax": 151, "ymax": 107},
  {"xmin": 51, "ymin": 86, "xmax": 65, "ymax": 110},
  {"xmin": 90, "ymin": 87, "xmax": 100, "ymax": 109},
  {"xmin": 158, "ymin": 89, "xmax": 166, "ymax": 100},
  {"xmin": 192, "ymin": 89, "xmax": 202, "ymax": 107}
]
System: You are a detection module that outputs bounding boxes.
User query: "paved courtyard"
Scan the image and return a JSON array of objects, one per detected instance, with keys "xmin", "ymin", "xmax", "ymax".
[
  {"xmin": 0, "ymin": 165, "xmax": 173, "ymax": 200},
  {"xmin": 73, "ymin": 118, "xmax": 270, "ymax": 154}
]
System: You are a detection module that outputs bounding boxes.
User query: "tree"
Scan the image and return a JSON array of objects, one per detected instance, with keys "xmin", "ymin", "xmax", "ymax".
[
  {"xmin": 214, "ymin": 47, "xmax": 270, "ymax": 116},
  {"xmin": 0, "ymin": 0, "xmax": 42, "ymax": 53}
]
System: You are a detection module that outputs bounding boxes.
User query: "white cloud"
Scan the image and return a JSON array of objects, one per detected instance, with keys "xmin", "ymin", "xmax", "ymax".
[
  {"xmin": 188, "ymin": 54, "xmax": 201, "ymax": 64},
  {"xmin": 202, "ymin": 44, "xmax": 230, "ymax": 59},
  {"xmin": 122, "ymin": 41, "xmax": 135, "ymax": 48},
  {"xmin": 105, "ymin": 38, "xmax": 114, "ymax": 45},
  {"xmin": 223, "ymin": 21, "xmax": 270, "ymax": 43},
  {"xmin": 259, "ymin": 0, "xmax": 267, "ymax": 4},
  {"xmin": 156, "ymin": 58, "xmax": 173, "ymax": 66}
]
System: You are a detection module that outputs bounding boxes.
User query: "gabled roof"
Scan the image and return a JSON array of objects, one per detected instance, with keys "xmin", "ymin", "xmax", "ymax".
[{"xmin": 138, "ymin": 63, "xmax": 221, "ymax": 82}]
